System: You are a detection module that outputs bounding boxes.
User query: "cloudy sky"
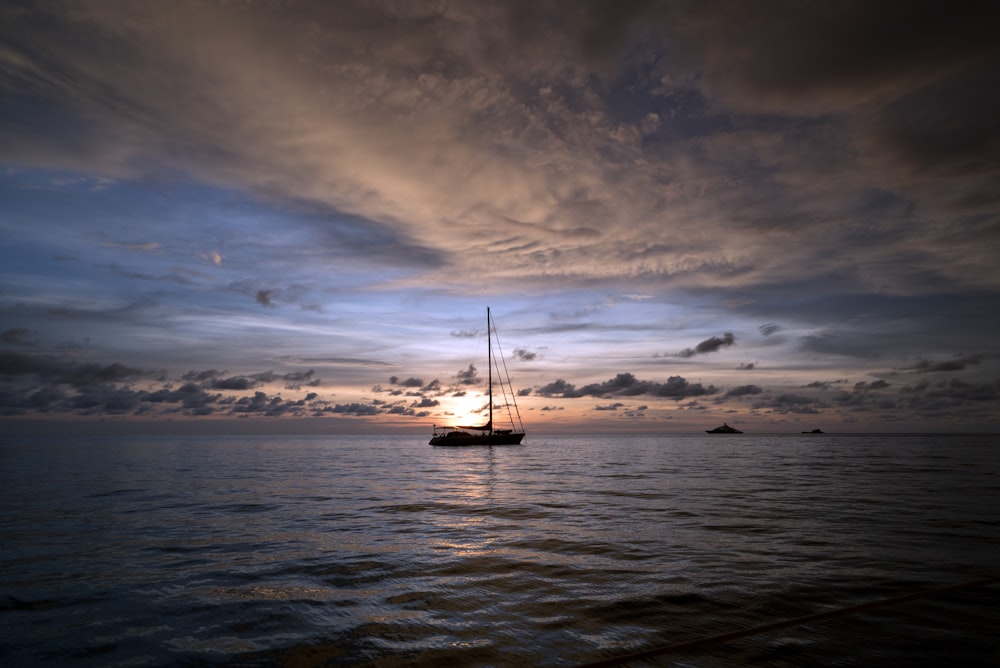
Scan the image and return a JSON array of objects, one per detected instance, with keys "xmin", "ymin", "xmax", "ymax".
[{"xmin": 2, "ymin": 0, "xmax": 999, "ymax": 433}]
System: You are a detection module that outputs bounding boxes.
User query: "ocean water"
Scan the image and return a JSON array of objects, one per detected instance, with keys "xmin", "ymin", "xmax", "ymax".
[{"xmin": 1, "ymin": 433, "xmax": 998, "ymax": 667}]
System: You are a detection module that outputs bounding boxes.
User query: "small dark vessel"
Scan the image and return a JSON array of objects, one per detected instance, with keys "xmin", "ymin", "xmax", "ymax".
[
  {"xmin": 706, "ymin": 423, "xmax": 742, "ymax": 434},
  {"xmin": 802, "ymin": 428, "xmax": 824, "ymax": 434},
  {"xmin": 430, "ymin": 307, "xmax": 525, "ymax": 446}
]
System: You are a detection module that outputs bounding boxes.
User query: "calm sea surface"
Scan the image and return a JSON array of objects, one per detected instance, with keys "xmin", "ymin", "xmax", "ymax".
[{"xmin": 1, "ymin": 433, "xmax": 998, "ymax": 667}]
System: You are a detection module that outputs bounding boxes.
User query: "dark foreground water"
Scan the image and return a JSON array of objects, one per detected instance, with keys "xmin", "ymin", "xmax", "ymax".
[{"xmin": 1, "ymin": 433, "xmax": 998, "ymax": 667}]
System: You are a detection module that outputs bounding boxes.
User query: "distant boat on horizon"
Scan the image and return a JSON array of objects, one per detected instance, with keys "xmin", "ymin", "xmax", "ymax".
[
  {"xmin": 706, "ymin": 423, "xmax": 742, "ymax": 434},
  {"xmin": 429, "ymin": 307, "xmax": 525, "ymax": 446}
]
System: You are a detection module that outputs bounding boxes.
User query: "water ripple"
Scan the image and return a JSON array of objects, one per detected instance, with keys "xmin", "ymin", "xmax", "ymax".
[{"xmin": 1, "ymin": 433, "xmax": 998, "ymax": 666}]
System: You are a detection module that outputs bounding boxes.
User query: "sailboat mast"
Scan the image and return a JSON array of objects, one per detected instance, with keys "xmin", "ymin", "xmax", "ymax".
[{"xmin": 487, "ymin": 307, "xmax": 493, "ymax": 434}]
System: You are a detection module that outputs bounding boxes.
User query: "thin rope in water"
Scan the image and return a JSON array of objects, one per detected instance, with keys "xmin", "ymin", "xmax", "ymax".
[{"xmin": 577, "ymin": 575, "xmax": 1000, "ymax": 667}]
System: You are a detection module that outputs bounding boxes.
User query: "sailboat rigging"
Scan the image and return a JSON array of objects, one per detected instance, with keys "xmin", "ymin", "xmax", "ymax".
[{"xmin": 429, "ymin": 307, "xmax": 526, "ymax": 446}]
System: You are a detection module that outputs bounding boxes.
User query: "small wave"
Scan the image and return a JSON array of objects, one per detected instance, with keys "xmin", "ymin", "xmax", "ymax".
[
  {"xmin": 501, "ymin": 537, "xmax": 654, "ymax": 561},
  {"xmin": 86, "ymin": 487, "xmax": 145, "ymax": 498},
  {"xmin": 219, "ymin": 503, "xmax": 281, "ymax": 514}
]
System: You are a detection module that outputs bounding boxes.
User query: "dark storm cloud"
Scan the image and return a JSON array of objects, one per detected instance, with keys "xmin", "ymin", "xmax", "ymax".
[
  {"xmin": 391, "ymin": 376, "xmax": 425, "ymax": 388},
  {"xmin": 0, "ymin": 351, "xmax": 150, "ymax": 387},
  {"xmin": 871, "ymin": 54, "xmax": 1000, "ymax": 182},
  {"xmin": 282, "ymin": 369, "xmax": 319, "ymax": 389},
  {"xmin": 803, "ymin": 380, "xmax": 849, "ymax": 390},
  {"xmin": 0, "ymin": 351, "xmax": 59, "ymax": 376},
  {"xmin": 799, "ymin": 330, "xmax": 899, "ymax": 360},
  {"xmin": 318, "ymin": 396, "xmax": 436, "ymax": 418},
  {"xmin": 142, "ymin": 383, "xmax": 221, "ymax": 412},
  {"xmin": 741, "ymin": 373, "xmax": 961, "ymax": 416},
  {"xmin": 903, "ymin": 353, "xmax": 996, "ymax": 373},
  {"xmin": 179, "ymin": 369, "xmax": 321, "ymax": 391},
  {"xmin": 677, "ymin": 333, "xmax": 735, "ymax": 358},
  {"xmin": 322, "ymin": 399, "xmax": 428, "ymax": 417},
  {"xmin": 456, "ymin": 364, "xmax": 479, "ymax": 385},
  {"xmin": 413, "ymin": 397, "xmax": 440, "ymax": 409},
  {"xmin": 230, "ymin": 392, "xmax": 274, "ymax": 415},
  {"xmin": 833, "ymin": 377, "xmax": 1000, "ymax": 416},
  {"xmin": 900, "ymin": 380, "xmax": 930, "ymax": 394},
  {"xmin": 0, "ymin": 350, "xmax": 336, "ymax": 418},
  {"xmin": 924, "ymin": 378, "xmax": 1000, "ymax": 402},
  {"xmin": 536, "ymin": 372, "xmax": 716, "ymax": 400},
  {"xmin": 854, "ymin": 380, "xmax": 891, "ymax": 391},
  {"xmin": 381, "ymin": 376, "xmax": 444, "ymax": 398},
  {"xmin": 536, "ymin": 379, "xmax": 576, "ymax": 397},
  {"xmin": 203, "ymin": 375, "xmax": 254, "ymax": 391},
  {"xmin": 752, "ymin": 393, "xmax": 824, "ymax": 415},
  {"xmin": 1, "ymin": 328, "xmax": 40, "ymax": 346},
  {"xmin": 373, "ymin": 377, "xmax": 458, "ymax": 412},
  {"xmin": 182, "ymin": 369, "xmax": 224, "ymax": 382},
  {"xmin": 655, "ymin": 1, "xmax": 1000, "ymax": 114},
  {"xmin": 740, "ymin": 291, "xmax": 1000, "ymax": 363},
  {"xmin": 762, "ymin": 364, "xmax": 999, "ymax": 419},
  {"xmin": 68, "ymin": 385, "xmax": 145, "ymax": 415},
  {"xmin": 725, "ymin": 384, "xmax": 763, "ymax": 398}
]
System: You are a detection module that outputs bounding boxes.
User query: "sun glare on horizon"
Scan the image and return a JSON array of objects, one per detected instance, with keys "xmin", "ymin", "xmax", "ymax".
[{"xmin": 439, "ymin": 393, "xmax": 489, "ymax": 427}]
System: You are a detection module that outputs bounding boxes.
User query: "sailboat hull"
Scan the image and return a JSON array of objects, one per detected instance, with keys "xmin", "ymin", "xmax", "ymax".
[{"xmin": 429, "ymin": 432, "xmax": 525, "ymax": 446}]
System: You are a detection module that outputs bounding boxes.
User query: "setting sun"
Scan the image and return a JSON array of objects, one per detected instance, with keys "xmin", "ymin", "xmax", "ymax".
[{"xmin": 444, "ymin": 393, "xmax": 489, "ymax": 427}]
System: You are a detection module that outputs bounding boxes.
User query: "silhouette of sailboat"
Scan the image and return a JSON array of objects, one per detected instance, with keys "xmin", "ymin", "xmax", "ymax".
[{"xmin": 430, "ymin": 308, "xmax": 525, "ymax": 446}]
